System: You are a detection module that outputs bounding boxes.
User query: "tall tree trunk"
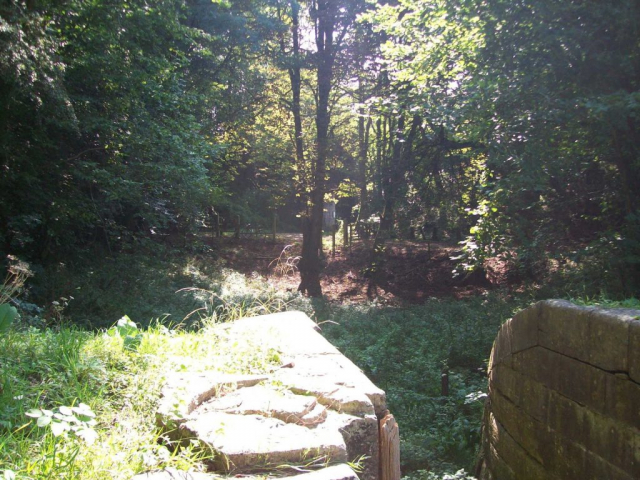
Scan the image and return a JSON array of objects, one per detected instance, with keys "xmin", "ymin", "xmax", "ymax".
[
  {"xmin": 375, "ymin": 116, "xmax": 383, "ymax": 203},
  {"xmin": 298, "ymin": 0, "xmax": 336, "ymax": 296},
  {"xmin": 356, "ymin": 79, "xmax": 372, "ymax": 224},
  {"xmin": 289, "ymin": 1, "xmax": 305, "ymax": 172},
  {"xmin": 381, "ymin": 115, "xmax": 403, "ymax": 233}
]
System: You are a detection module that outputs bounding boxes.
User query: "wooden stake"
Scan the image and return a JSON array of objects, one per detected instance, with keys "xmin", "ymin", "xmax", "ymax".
[
  {"xmin": 379, "ymin": 413, "xmax": 401, "ymax": 480},
  {"xmin": 343, "ymin": 220, "xmax": 348, "ymax": 251},
  {"xmin": 332, "ymin": 228, "xmax": 336, "ymax": 257},
  {"xmin": 272, "ymin": 212, "xmax": 277, "ymax": 243}
]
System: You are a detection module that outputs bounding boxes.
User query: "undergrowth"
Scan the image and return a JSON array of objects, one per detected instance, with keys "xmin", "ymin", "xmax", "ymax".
[
  {"xmin": 320, "ymin": 294, "xmax": 528, "ymax": 478},
  {"xmin": 25, "ymin": 252, "xmax": 302, "ymax": 329}
]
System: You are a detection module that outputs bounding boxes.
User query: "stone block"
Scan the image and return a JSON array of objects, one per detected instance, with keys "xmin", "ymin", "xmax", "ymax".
[
  {"xmin": 605, "ymin": 373, "xmax": 640, "ymax": 428},
  {"xmin": 629, "ymin": 320, "xmax": 640, "ymax": 384},
  {"xmin": 546, "ymin": 390, "xmax": 585, "ymax": 445},
  {"xmin": 489, "ymin": 363, "xmax": 521, "ymax": 404},
  {"xmin": 488, "ymin": 322, "xmax": 512, "ymax": 371},
  {"xmin": 322, "ymin": 412, "xmax": 379, "ymax": 480},
  {"xmin": 490, "ymin": 388, "xmax": 545, "ymax": 464},
  {"xmin": 514, "ymin": 347, "xmax": 606, "ymax": 414},
  {"xmin": 156, "ymin": 372, "xmax": 268, "ymax": 428},
  {"xmin": 486, "ymin": 412, "xmax": 548, "ymax": 480},
  {"xmin": 509, "ymin": 303, "xmax": 540, "ymax": 354},
  {"xmin": 194, "ymin": 385, "xmax": 320, "ymax": 425},
  {"xmin": 488, "ymin": 444, "xmax": 516, "ymax": 480},
  {"xmin": 538, "ymin": 435, "xmax": 587, "ymax": 479},
  {"xmin": 584, "ymin": 451, "xmax": 635, "ymax": 480},
  {"xmin": 582, "ymin": 408, "xmax": 640, "ymax": 477},
  {"xmin": 153, "ymin": 311, "xmax": 387, "ymax": 480},
  {"xmin": 588, "ymin": 308, "xmax": 638, "ymax": 372},
  {"xmin": 483, "ymin": 416, "xmax": 516, "ymax": 480},
  {"xmin": 518, "ymin": 374, "xmax": 550, "ymax": 424},
  {"xmin": 275, "ymin": 356, "xmax": 385, "ymax": 417},
  {"xmin": 538, "ymin": 300, "xmax": 593, "ymax": 362}
]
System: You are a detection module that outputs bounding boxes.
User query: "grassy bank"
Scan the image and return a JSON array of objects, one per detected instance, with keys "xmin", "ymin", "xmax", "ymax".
[
  {"xmin": 0, "ymin": 315, "xmax": 284, "ymax": 479},
  {"xmin": 3, "ymin": 246, "xmax": 635, "ymax": 480}
]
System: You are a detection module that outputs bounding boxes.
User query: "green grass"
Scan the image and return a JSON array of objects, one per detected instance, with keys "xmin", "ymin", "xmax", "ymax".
[{"xmin": 0, "ymin": 298, "xmax": 288, "ymax": 479}]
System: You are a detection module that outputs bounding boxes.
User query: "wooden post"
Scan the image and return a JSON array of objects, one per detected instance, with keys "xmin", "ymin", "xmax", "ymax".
[
  {"xmin": 379, "ymin": 413, "xmax": 401, "ymax": 480},
  {"xmin": 349, "ymin": 223, "xmax": 354, "ymax": 246},
  {"xmin": 272, "ymin": 212, "xmax": 277, "ymax": 243},
  {"xmin": 331, "ymin": 228, "xmax": 336, "ymax": 257},
  {"xmin": 215, "ymin": 212, "xmax": 221, "ymax": 238},
  {"xmin": 235, "ymin": 215, "xmax": 240, "ymax": 239},
  {"xmin": 441, "ymin": 369, "xmax": 449, "ymax": 397},
  {"xmin": 343, "ymin": 220, "xmax": 348, "ymax": 251}
]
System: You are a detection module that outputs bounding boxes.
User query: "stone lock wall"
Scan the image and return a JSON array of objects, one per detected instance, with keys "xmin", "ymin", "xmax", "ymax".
[
  {"xmin": 137, "ymin": 311, "xmax": 400, "ymax": 480},
  {"xmin": 477, "ymin": 300, "xmax": 640, "ymax": 480}
]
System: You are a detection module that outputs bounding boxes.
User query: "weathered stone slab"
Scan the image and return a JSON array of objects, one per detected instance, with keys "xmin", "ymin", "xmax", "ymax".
[
  {"xmin": 227, "ymin": 311, "xmax": 333, "ymax": 355},
  {"xmin": 181, "ymin": 412, "xmax": 347, "ymax": 472},
  {"xmin": 301, "ymin": 403, "xmax": 328, "ymax": 426},
  {"xmin": 157, "ymin": 372, "xmax": 268, "ymax": 426},
  {"xmin": 132, "ymin": 465, "xmax": 360, "ymax": 480},
  {"xmin": 232, "ymin": 313, "xmax": 386, "ymax": 417},
  {"xmin": 275, "ymin": 356, "xmax": 385, "ymax": 417},
  {"xmin": 288, "ymin": 464, "xmax": 360, "ymax": 480},
  {"xmin": 488, "ymin": 322, "xmax": 512, "ymax": 372},
  {"xmin": 281, "ymin": 376, "xmax": 374, "ymax": 417},
  {"xmin": 131, "ymin": 468, "xmax": 215, "ymax": 480},
  {"xmin": 155, "ymin": 312, "xmax": 386, "ymax": 480},
  {"xmin": 321, "ymin": 411, "xmax": 379, "ymax": 480},
  {"xmin": 195, "ymin": 385, "xmax": 320, "ymax": 425}
]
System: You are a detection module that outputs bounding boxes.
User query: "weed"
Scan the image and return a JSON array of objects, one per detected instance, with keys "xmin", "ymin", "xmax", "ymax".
[{"xmin": 269, "ymin": 245, "xmax": 301, "ymax": 278}]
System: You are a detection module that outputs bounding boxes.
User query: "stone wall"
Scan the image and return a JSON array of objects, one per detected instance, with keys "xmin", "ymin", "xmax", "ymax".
[
  {"xmin": 141, "ymin": 311, "xmax": 400, "ymax": 480},
  {"xmin": 477, "ymin": 300, "xmax": 640, "ymax": 480}
]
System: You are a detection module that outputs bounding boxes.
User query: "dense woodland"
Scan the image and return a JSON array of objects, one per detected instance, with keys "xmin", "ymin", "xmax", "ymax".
[
  {"xmin": 1, "ymin": 0, "xmax": 640, "ymax": 479},
  {"xmin": 2, "ymin": 0, "xmax": 639, "ymax": 295}
]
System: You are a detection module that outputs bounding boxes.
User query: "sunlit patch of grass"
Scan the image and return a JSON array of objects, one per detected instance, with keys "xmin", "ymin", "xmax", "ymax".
[{"xmin": 0, "ymin": 313, "xmax": 284, "ymax": 479}]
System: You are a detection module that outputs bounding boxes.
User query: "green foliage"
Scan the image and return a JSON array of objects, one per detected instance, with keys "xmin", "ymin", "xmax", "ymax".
[
  {"xmin": 26, "ymin": 403, "xmax": 97, "ymax": 443},
  {"xmin": 107, "ymin": 316, "xmax": 143, "ymax": 351},
  {"xmin": 0, "ymin": 0, "xmax": 280, "ymax": 259},
  {"xmin": 321, "ymin": 294, "xmax": 525, "ymax": 475},
  {"xmin": 0, "ymin": 304, "xmax": 18, "ymax": 333}
]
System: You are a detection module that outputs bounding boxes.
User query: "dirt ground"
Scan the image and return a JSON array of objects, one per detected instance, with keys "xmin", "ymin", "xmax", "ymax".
[{"xmin": 212, "ymin": 233, "xmax": 500, "ymax": 304}]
